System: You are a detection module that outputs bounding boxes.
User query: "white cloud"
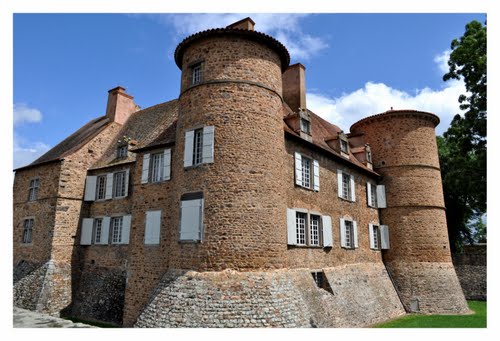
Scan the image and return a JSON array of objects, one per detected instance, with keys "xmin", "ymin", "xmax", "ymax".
[
  {"xmin": 434, "ymin": 50, "xmax": 451, "ymax": 74},
  {"xmin": 14, "ymin": 103, "xmax": 42, "ymax": 126},
  {"xmin": 13, "ymin": 134, "xmax": 51, "ymax": 169}
]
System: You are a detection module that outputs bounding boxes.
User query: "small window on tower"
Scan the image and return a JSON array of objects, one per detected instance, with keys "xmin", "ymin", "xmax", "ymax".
[{"xmin": 190, "ymin": 62, "xmax": 203, "ymax": 85}]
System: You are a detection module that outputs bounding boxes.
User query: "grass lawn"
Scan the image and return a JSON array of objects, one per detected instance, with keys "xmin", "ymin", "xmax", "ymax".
[{"xmin": 374, "ymin": 301, "xmax": 486, "ymax": 328}]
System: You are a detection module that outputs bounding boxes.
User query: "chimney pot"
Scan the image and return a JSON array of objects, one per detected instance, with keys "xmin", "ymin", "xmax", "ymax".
[{"xmin": 282, "ymin": 63, "xmax": 307, "ymax": 113}]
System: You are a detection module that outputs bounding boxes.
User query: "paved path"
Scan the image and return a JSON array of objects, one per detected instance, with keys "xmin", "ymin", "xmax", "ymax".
[{"xmin": 13, "ymin": 307, "xmax": 95, "ymax": 328}]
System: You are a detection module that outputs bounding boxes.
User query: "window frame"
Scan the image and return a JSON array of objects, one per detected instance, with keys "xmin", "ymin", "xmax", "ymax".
[
  {"xmin": 342, "ymin": 172, "xmax": 351, "ymax": 200},
  {"xmin": 149, "ymin": 151, "xmax": 165, "ymax": 183},
  {"xmin": 27, "ymin": 178, "xmax": 40, "ymax": 202},
  {"xmin": 294, "ymin": 211, "xmax": 322, "ymax": 247},
  {"xmin": 111, "ymin": 216, "xmax": 124, "ymax": 244},
  {"xmin": 95, "ymin": 175, "xmax": 107, "ymax": 201},
  {"xmin": 301, "ymin": 156, "xmax": 312, "ymax": 189},
  {"xmin": 22, "ymin": 218, "xmax": 34, "ymax": 244},
  {"xmin": 371, "ymin": 224, "xmax": 381, "ymax": 250},
  {"xmin": 300, "ymin": 118, "xmax": 311, "ymax": 135},
  {"xmin": 344, "ymin": 219, "xmax": 355, "ymax": 249},
  {"xmin": 94, "ymin": 218, "xmax": 104, "ymax": 244},
  {"xmin": 190, "ymin": 62, "xmax": 203, "ymax": 85},
  {"xmin": 192, "ymin": 128, "xmax": 204, "ymax": 166},
  {"xmin": 112, "ymin": 171, "xmax": 127, "ymax": 198}
]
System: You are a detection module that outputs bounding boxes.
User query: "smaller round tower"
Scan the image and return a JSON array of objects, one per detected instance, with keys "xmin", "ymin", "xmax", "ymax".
[{"xmin": 350, "ymin": 110, "xmax": 469, "ymax": 314}]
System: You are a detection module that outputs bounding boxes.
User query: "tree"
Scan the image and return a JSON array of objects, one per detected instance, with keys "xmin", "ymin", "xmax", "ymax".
[{"xmin": 439, "ymin": 20, "xmax": 487, "ymax": 251}]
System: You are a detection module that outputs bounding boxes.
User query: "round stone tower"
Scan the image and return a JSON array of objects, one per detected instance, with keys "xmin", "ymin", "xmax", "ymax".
[
  {"xmin": 350, "ymin": 110, "xmax": 469, "ymax": 314},
  {"xmin": 170, "ymin": 18, "xmax": 290, "ymax": 271}
]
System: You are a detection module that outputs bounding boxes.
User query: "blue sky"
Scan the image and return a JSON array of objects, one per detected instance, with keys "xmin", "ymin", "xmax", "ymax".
[{"xmin": 13, "ymin": 12, "xmax": 486, "ymax": 169}]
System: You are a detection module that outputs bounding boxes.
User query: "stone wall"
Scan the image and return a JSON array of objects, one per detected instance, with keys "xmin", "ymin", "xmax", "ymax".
[{"xmin": 452, "ymin": 245, "xmax": 487, "ymax": 300}]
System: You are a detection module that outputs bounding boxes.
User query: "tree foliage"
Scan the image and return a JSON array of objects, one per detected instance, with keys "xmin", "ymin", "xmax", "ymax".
[{"xmin": 439, "ymin": 20, "xmax": 486, "ymax": 250}]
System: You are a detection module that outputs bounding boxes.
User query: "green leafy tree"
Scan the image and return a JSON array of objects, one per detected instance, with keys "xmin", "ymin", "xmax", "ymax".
[{"xmin": 439, "ymin": 20, "xmax": 486, "ymax": 251}]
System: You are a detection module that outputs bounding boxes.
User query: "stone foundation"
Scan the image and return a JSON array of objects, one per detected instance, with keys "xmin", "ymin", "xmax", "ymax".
[{"xmin": 452, "ymin": 245, "xmax": 487, "ymax": 300}]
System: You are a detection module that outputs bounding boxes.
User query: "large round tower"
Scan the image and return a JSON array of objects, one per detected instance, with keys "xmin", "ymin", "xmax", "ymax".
[
  {"xmin": 350, "ymin": 110, "xmax": 469, "ymax": 314},
  {"xmin": 170, "ymin": 18, "xmax": 290, "ymax": 271}
]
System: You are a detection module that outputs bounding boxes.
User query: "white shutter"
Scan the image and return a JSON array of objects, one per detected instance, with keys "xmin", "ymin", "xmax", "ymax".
[
  {"xmin": 184, "ymin": 130, "xmax": 194, "ymax": 167},
  {"xmin": 84, "ymin": 176, "xmax": 97, "ymax": 201},
  {"xmin": 163, "ymin": 149, "xmax": 171, "ymax": 181},
  {"xmin": 313, "ymin": 159, "xmax": 320, "ymax": 191},
  {"xmin": 340, "ymin": 218, "xmax": 346, "ymax": 247},
  {"xmin": 353, "ymin": 220, "xmax": 358, "ymax": 248},
  {"xmin": 145, "ymin": 210, "xmax": 162, "ymax": 245},
  {"xmin": 350, "ymin": 175, "xmax": 356, "ymax": 202},
  {"xmin": 287, "ymin": 208, "xmax": 297, "ymax": 245},
  {"xmin": 141, "ymin": 153, "xmax": 150, "ymax": 184},
  {"xmin": 124, "ymin": 169, "xmax": 130, "ymax": 197},
  {"xmin": 322, "ymin": 215, "xmax": 333, "ymax": 247},
  {"xmin": 202, "ymin": 126, "xmax": 215, "ymax": 164},
  {"xmin": 368, "ymin": 223, "xmax": 375, "ymax": 249},
  {"xmin": 105, "ymin": 173, "xmax": 114, "ymax": 199},
  {"xmin": 101, "ymin": 217, "xmax": 110, "ymax": 245},
  {"xmin": 180, "ymin": 199, "xmax": 203, "ymax": 241},
  {"xmin": 80, "ymin": 218, "xmax": 93, "ymax": 245},
  {"xmin": 337, "ymin": 169, "xmax": 343, "ymax": 198},
  {"xmin": 294, "ymin": 152, "xmax": 303, "ymax": 186},
  {"xmin": 377, "ymin": 185, "xmax": 387, "ymax": 208},
  {"xmin": 380, "ymin": 225, "xmax": 390, "ymax": 249},
  {"xmin": 367, "ymin": 182, "xmax": 373, "ymax": 207},
  {"xmin": 121, "ymin": 215, "xmax": 131, "ymax": 244}
]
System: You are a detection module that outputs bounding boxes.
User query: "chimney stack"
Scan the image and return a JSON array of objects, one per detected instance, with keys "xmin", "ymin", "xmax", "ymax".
[
  {"xmin": 226, "ymin": 17, "xmax": 255, "ymax": 31},
  {"xmin": 105, "ymin": 86, "xmax": 138, "ymax": 125},
  {"xmin": 282, "ymin": 63, "xmax": 306, "ymax": 113}
]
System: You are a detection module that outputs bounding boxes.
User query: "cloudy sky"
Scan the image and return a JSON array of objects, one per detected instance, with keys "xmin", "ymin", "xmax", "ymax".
[{"xmin": 12, "ymin": 12, "xmax": 485, "ymax": 169}]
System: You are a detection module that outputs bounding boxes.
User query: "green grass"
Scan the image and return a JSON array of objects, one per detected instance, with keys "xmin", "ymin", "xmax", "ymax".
[{"xmin": 374, "ymin": 301, "xmax": 486, "ymax": 328}]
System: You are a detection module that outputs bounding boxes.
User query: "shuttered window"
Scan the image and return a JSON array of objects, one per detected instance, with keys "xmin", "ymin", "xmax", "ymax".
[
  {"xmin": 184, "ymin": 126, "xmax": 215, "ymax": 168},
  {"xmin": 22, "ymin": 218, "xmax": 34, "ymax": 244},
  {"xmin": 113, "ymin": 171, "xmax": 127, "ymax": 198},
  {"xmin": 340, "ymin": 218, "xmax": 358, "ymax": 249},
  {"xmin": 180, "ymin": 193, "xmax": 204, "ymax": 241},
  {"xmin": 96, "ymin": 175, "xmax": 107, "ymax": 200},
  {"xmin": 301, "ymin": 157, "xmax": 311, "ymax": 188},
  {"xmin": 287, "ymin": 209, "xmax": 331, "ymax": 248},
  {"xmin": 80, "ymin": 218, "xmax": 94, "ymax": 245},
  {"xmin": 294, "ymin": 152, "xmax": 320, "ymax": 191},
  {"xmin": 145, "ymin": 210, "xmax": 162, "ymax": 245},
  {"xmin": 111, "ymin": 217, "xmax": 123, "ymax": 244},
  {"xmin": 150, "ymin": 152, "xmax": 164, "ymax": 183},
  {"xmin": 94, "ymin": 218, "xmax": 103, "ymax": 244},
  {"xmin": 380, "ymin": 225, "xmax": 390, "ymax": 249},
  {"xmin": 337, "ymin": 169, "xmax": 355, "ymax": 201},
  {"xmin": 295, "ymin": 212, "xmax": 307, "ymax": 245},
  {"xmin": 369, "ymin": 224, "xmax": 380, "ymax": 250},
  {"xmin": 310, "ymin": 215, "xmax": 320, "ymax": 246}
]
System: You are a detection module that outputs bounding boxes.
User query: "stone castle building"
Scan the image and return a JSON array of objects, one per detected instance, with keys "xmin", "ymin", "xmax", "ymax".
[{"xmin": 13, "ymin": 18, "xmax": 469, "ymax": 327}]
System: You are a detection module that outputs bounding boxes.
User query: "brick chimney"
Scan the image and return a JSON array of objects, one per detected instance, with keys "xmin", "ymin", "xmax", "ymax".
[
  {"xmin": 282, "ymin": 63, "xmax": 306, "ymax": 113},
  {"xmin": 105, "ymin": 86, "xmax": 138, "ymax": 125},
  {"xmin": 226, "ymin": 17, "xmax": 255, "ymax": 31}
]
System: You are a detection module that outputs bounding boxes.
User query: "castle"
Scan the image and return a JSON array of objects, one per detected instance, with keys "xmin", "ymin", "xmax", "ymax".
[{"xmin": 13, "ymin": 17, "xmax": 469, "ymax": 327}]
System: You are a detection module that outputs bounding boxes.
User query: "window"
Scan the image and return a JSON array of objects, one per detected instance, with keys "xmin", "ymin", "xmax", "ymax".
[
  {"xmin": 294, "ymin": 152, "xmax": 320, "ymax": 191},
  {"xmin": 113, "ymin": 171, "xmax": 126, "ymax": 198},
  {"xmin": 342, "ymin": 173, "xmax": 350, "ymax": 199},
  {"xmin": 117, "ymin": 145, "xmax": 128, "ymax": 159},
  {"xmin": 340, "ymin": 218, "xmax": 358, "ymax": 249},
  {"xmin": 301, "ymin": 157, "xmax": 311, "ymax": 189},
  {"xmin": 141, "ymin": 149, "xmax": 171, "ymax": 184},
  {"xmin": 94, "ymin": 218, "xmax": 103, "ymax": 244},
  {"xmin": 340, "ymin": 139, "xmax": 349, "ymax": 154},
  {"xmin": 184, "ymin": 126, "xmax": 214, "ymax": 168},
  {"xmin": 310, "ymin": 215, "xmax": 321, "ymax": 246},
  {"xmin": 193, "ymin": 128, "xmax": 203, "ymax": 166},
  {"xmin": 22, "ymin": 218, "xmax": 34, "ymax": 244},
  {"xmin": 28, "ymin": 178, "xmax": 40, "ymax": 201},
  {"xmin": 111, "ymin": 217, "xmax": 124, "ymax": 244},
  {"xmin": 96, "ymin": 175, "xmax": 107, "ymax": 200},
  {"xmin": 337, "ymin": 170, "xmax": 355, "ymax": 201},
  {"xmin": 300, "ymin": 118, "xmax": 311, "ymax": 135},
  {"xmin": 344, "ymin": 220, "xmax": 354, "ymax": 248},
  {"xmin": 190, "ymin": 62, "xmax": 203, "ymax": 85},
  {"xmin": 145, "ymin": 210, "xmax": 162, "ymax": 245},
  {"xmin": 295, "ymin": 212, "xmax": 307, "ymax": 245},
  {"xmin": 311, "ymin": 271, "xmax": 334, "ymax": 294},
  {"xmin": 180, "ymin": 192, "xmax": 204, "ymax": 241},
  {"xmin": 369, "ymin": 224, "xmax": 380, "ymax": 250},
  {"xmin": 150, "ymin": 152, "xmax": 164, "ymax": 183},
  {"xmin": 287, "ymin": 209, "xmax": 332, "ymax": 248},
  {"xmin": 367, "ymin": 182, "xmax": 377, "ymax": 208},
  {"xmin": 81, "ymin": 216, "xmax": 129, "ymax": 245}
]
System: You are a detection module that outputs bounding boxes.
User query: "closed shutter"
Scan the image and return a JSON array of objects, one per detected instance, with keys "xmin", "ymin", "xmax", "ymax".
[
  {"xmin": 123, "ymin": 169, "xmax": 130, "ymax": 197},
  {"xmin": 80, "ymin": 218, "xmax": 93, "ymax": 245},
  {"xmin": 340, "ymin": 218, "xmax": 346, "ymax": 247},
  {"xmin": 337, "ymin": 169, "xmax": 343, "ymax": 198},
  {"xmin": 322, "ymin": 215, "xmax": 333, "ymax": 247},
  {"xmin": 180, "ymin": 199, "xmax": 203, "ymax": 241},
  {"xmin": 350, "ymin": 175, "xmax": 356, "ymax": 201},
  {"xmin": 353, "ymin": 220, "xmax": 358, "ymax": 248},
  {"xmin": 294, "ymin": 152, "xmax": 302, "ymax": 186},
  {"xmin": 377, "ymin": 185, "xmax": 387, "ymax": 208},
  {"xmin": 184, "ymin": 130, "xmax": 194, "ymax": 167},
  {"xmin": 105, "ymin": 173, "xmax": 113, "ymax": 199},
  {"xmin": 368, "ymin": 223, "xmax": 375, "ymax": 249},
  {"xmin": 287, "ymin": 208, "xmax": 297, "ymax": 245},
  {"xmin": 380, "ymin": 225, "xmax": 390, "ymax": 249},
  {"xmin": 202, "ymin": 126, "xmax": 215, "ymax": 164},
  {"xmin": 100, "ymin": 217, "xmax": 110, "ymax": 245},
  {"xmin": 367, "ymin": 182, "xmax": 373, "ymax": 207},
  {"xmin": 145, "ymin": 210, "xmax": 162, "ymax": 245},
  {"xmin": 84, "ymin": 176, "xmax": 97, "ymax": 201},
  {"xmin": 313, "ymin": 159, "xmax": 320, "ymax": 191},
  {"xmin": 163, "ymin": 149, "xmax": 171, "ymax": 181},
  {"xmin": 141, "ymin": 153, "xmax": 150, "ymax": 184},
  {"xmin": 121, "ymin": 215, "xmax": 132, "ymax": 244}
]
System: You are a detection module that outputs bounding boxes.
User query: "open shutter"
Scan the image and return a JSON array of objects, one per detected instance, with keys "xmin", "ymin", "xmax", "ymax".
[
  {"xmin": 184, "ymin": 130, "xmax": 194, "ymax": 167},
  {"xmin": 101, "ymin": 217, "xmax": 110, "ymax": 245},
  {"xmin": 145, "ymin": 210, "xmax": 162, "ymax": 245},
  {"xmin": 180, "ymin": 199, "xmax": 203, "ymax": 241},
  {"xmin": 368, "ymin": 223, "xmax": 375, "ymax": 249},
  {"xmin": 141, "ymin": 153, "xmax": 150, "ymax": 184},
  {"xmin": 121, "ymin": 215, "xmax": 131, "ymax": 244},
  {"xmin": 294, "ymin": 153, "xmax": 302, "ymax": 186},
  {"xmin": 313, "ymin": 159, "xmax": 320, "ymax": 191},
  {"xmin": 124, "ymin": 169, "xmax": 130, "ymax": 197},
  {"xmin": 163, "ymin": 149, "xmax": 171, "ymax": 181},
  {"xmin": 380, "ymin": 225, "xmax": 390, "ymax": 249},
  {"xmin": 84, "ymin": 176, "xmax": 97, "ymax": 201},
  {"xmin": 105, "ymin": 173, "xmax": 113, "ymax": 199},
  {"xmin": 367, "ymin": 182, "xmax": 373, "ymax": 207},
  {"xmin": 340, "ymin": 218, "xmax": 346, "ymax": 247},
  {"xmin": 377, "ymin": 185, "xmax": 387, "ymax": 208},
  {"xmin": 353, "ymin": 220, "xmax": 358, "ymax": 248},
  {"xmin": 287, "ymin": 208, "xmax": 297, "ymax": 245},
  {"xmin": 337, "ymin": 170, "xmax": 343, "ymax": 198},
  {"xmin": 350, "ymin": 175, "xmax": 356, "ymax": 201},
  {"xmin": 322, "ymin": 215, "xmax": 333, "ymax": 247},
  {"xmin": 202, "ymin": 126, "xmax": 215, "ymax": 164},
  {"xmin": 80, "ymin": 218, "xmax": 93, "ymax": 245}
]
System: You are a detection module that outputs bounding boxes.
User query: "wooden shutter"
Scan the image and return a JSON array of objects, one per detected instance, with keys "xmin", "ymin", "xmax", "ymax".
[
  {"xmin": 84, "ymin": 176, "xmax": 97, "ymax": 201},
  {"xmin": 202, "ymin": 126, "xmax": 215, "ymax": 164},
  {"xmin": 121, "ymin": 215, "xmax": 131, "ymax": 244},
  {"xmin": 287, "ymin": 208, "xmax": 297, "ymax": 245},
  {"xmin": 184, "ymin": 130, "xmax": 194, "ymax": 167},
  {"xmin": 100, "ymin": 217, "xmax": 110, "ymax": 245},
  {"xmin": 350, "ymin": 174, "xmax": 356, "ymax": 201},
  {"xmin": 141, "ymin": 153, "xmax": 150, "ymax": 184},
  {"xmin": 294, "ymin": 152, "xmax": 302, "ymax": 186},
  {"xmin": 353, "ymin": 220, "xmax": 358, "ymax": 248},
  {"xmin": 145, "ymin": 210, "xmax": 162, "ymax": 245},
  {"xmin": 105, "ymin": 173, "xmax": 114, "ymax": 199},
  {"xmin": 340, "ymin": 218, "xmax": 346, "ymax": 247},
  {"xmin": 123, "ymin": 169, "xmax": 130, "ymax": 197},
  {"xmin": 80, "ymin": 218, "xmax": 93, "ymax": 245},
  {"xmin": 337, "ymin": 169, "xmax": 343, "ymax": 198},
  {"xmin": 367, "ymin": 182, "xmax": 373, "ymax": 207},
  {"xmin": 322, "ymin": 215, "xmax": 333, "ymax": 247},
  {"xmin": 163, "ymin": 149, "xmax": 171, "ymax": 181},
  {"xmin": 180, "ymin": 199, "xmax": 203, "ymax": 241},
  {"xmin": 377, "ymin": 185, "xmax": 387, "ymax": 208},
  {"xmin": 380, "ymin": 225, "xmax": 390, "ymax": 249},
  {"xmin": 313, "ymin": 159, "xmax": 320, "ymax": 191},
  {"xmin": 368, "ymin": 223, "xmax": 375, "ymax": 249}
]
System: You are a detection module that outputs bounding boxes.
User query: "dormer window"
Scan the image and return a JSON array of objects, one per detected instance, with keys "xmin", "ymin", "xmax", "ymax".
[
  {"xmin": 190, "ymin": 62, "xmax": 203, "ymax": 85},
  {"xmin": 340, "ymin": 139, "xmax": 349, "ymax": 154},
  {"xmin": 300, "ymin": 118, "xmax": 311, "ymax": 135},
  {"xmin": 338, "ymin": 132, "xmax": 349, "ymax": 157},
  {"xmin": 117, "ymin": 145, "xmax": 128, "ymax": 159}
]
